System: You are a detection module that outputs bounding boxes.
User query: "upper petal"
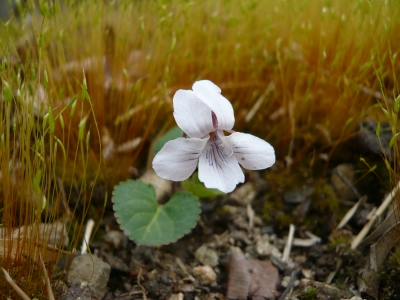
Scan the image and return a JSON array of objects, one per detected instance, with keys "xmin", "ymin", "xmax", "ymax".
[
  {"xmin": 173, "ymin": 90, "xmax": 215, "ymax": 138},
  {"xmin": 226, "ymin": 132, "xmax": 275, "ymax": 170},
  {"xmin": 198, "ymin": 134, "xmax": 244, "ymax": 193},
  {"xmin": 192, "ymin": 80, "xmax": 235, "ymax": 131},
  {"xmin": 153, "ymin": 137, "xmax": 208, "ymax": 181}
]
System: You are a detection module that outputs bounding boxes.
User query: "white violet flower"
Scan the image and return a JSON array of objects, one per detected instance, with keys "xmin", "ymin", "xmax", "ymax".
[{"xmin": 153, "ymin": 80, "xmax": 275, "ymax": 193}]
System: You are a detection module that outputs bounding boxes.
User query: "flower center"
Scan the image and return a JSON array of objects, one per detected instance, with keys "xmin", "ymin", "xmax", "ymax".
[{"xmin": 206, "ymin": 131, "xmax": 233, "ymax": 157}]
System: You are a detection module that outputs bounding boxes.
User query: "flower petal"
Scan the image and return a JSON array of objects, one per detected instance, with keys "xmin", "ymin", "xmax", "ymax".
[
  {"xmin": 173, "ymin": 90, "xmax": 215, "ymax": 138},
  {"xmin": 192, "ymin": 80, "xmax": 235, "ymax": 131},
  {"xmin": 198, "ymin": 134, "xmax": 244, "ymax": 193},
  {"xmin": 226, "ymin": 132, "xmax": 275, "ymax": 170},
  {"xmin": 153, "ymin": 137, "xmax": 208, "ymax": 181}
]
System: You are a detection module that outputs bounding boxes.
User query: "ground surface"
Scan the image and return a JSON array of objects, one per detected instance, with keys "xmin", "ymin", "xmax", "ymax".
[
  {"xmin": 49, "ymin": 122, "xmax": 400, "ymax": 300},
  {"xmin": 57, "ymin": 154, "xmax": 400, "ymax": 300}
]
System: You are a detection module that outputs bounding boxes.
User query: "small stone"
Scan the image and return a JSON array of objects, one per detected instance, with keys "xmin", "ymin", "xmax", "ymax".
[
  {"xmin": 194, "ymin": 245, "xmax": 219, "ymax": 267},
  {"xmin": 169, "ymin": 293, "xmax": 184, "ymax": 300},
  {"xmin": 230, "ymin": 230, "xmax": 252, "ymax": 244},
  {"xmin": 294, "ymin": 255, "xmax": 307, "ymax": 265},
  {"xmin": 59, "ymin": 284, "xmax": 99, "ymax": 300},
  {"xmin": 281, "ymin": 276, "xmax": 291, "ymax": 288},
  {"xmin": 176, "ymin": 284, "xmax": 195, "ymax": 293},
  {"xmin": 283, "ymin": 185, "xmax": 314, "ymax": 204},
  {"xmin": 192, "ymin": 265, "xmax": 217, "ymax": 285},
  {"xmin": 357, "ymin": 121, "xmax": 392, "ymax": 160},
  {"xmin": 229, "ymin": 183, "xmax": 256, "ymax": 206},
  {"xmin": 52, "ymin": 280, "xmax": 68, "ymax": 296},
  {"xmin": 255, "ymin": 234, "xmax": 275, "ymax": 256},
  {"xmin": 281, "ymin": 276, "xmax": 299, "ymax": 288},
  {"xmin": 140, "ymin": 169, "xmax": 171, "ymax": 200},
  {"xmin": 67, "ymin": 253, "xmax": 111, "ymax": 299},
  {"xmin": 331, "ymin": 164, "xmax": 357, "ymax": 201},
  {"xmin": 301, "ymin": 268, "xmax": 314, "ymax": 279},
  {"xmin": 124, "ymin": 282, "xmax": 132, "ymax": 292},
  {"xmin": 103, "ymin": 292, "xmax": 114, "ymax": 300},
  {"xmin": 102, "ymin": 252, "xmax": 130, "ymax": 272},
  {"xmin": 13, "ymin": 221, "xmax": 69, "ymax": 247},
  {"xmin": 104, "ymin": 230, "xmax": 128, "ymax": 249}
]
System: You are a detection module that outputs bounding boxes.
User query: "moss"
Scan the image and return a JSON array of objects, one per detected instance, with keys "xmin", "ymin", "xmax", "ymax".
[
  {"xmin": 276, "ymin": 213, "xmax": 294, "ymax": 227},
  {"xmin": 313, "ymin": 180, "xmax": 339, "ymax": 213},
  {"xmin": 329, "ymin": 234, "xmax": 352, "ymax": 249},
  {"xmin": 388, "ymin": 245, "xmax": 400, "ymax": 268},
  {"xmin": 299, "ymin": 286, "xmax": 317, "ymax": 300},
  {"xmin": 216, "ymin": 205, "xmax": 236, "ymax": 216},
  {"xmin": 263, "ymin": 201, "xmax": 276, "ymax": 222},
  {"xmin": 0, "ymin": 259, "xmax": 47, "ymax": 299}
]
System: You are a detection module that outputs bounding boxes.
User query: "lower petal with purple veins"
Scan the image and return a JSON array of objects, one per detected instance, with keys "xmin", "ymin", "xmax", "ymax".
[{"xmin": 198, "ymin": 134, "xmax": 244, "ymax": 193}]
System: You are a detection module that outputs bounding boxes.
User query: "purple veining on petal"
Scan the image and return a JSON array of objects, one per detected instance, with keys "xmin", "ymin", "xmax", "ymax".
[
  {"xmin": 230, "ymin": 139, "xmax": 253, "ymax": 154},
  {"xmin": 203, "ymin": 133, "xmax": 232, "ymax": 170},
  {"xmin": 183, "ymin": 158, "xmax": 200, "ymax": 161}
]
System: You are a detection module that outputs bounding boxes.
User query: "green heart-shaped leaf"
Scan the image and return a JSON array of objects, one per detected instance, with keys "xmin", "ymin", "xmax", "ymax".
[{"xmin": 112, "ymin": 180, "xmax": 200, "ymax": 245}]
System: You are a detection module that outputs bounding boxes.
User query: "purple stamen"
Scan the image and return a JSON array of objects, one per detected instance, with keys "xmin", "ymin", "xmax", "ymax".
[{"xmin": 212, "ymin": 112, "xmax": 218, "ymax": 129}]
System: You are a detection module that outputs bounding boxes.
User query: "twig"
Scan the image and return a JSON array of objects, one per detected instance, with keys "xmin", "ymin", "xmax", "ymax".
[
  {"xmin": 117, "ymin": 137, "xmax": 142, "ymax": 153},
  {"xmin": 283, "ymin": 224, "xmax": 295, "ymax": 263},
  {"xmin": 351, "ymin": 181, "xmax": 400, "ymax": 249},
  {"xmin": 245, "ymin": 95, "xmax": 265, "ymax": 123},
  {"xmin": 130, "ymin": 267, "xmax": 147, "ymax": 300},
  {"xmin": 137, "ymin": 267, "xmax": 146, "ymax": 296},
  {"xmin": 39, "ymin": 253, "xmax": 55, "ymax": 300},
  {"xmin": 292, "ymin": 238, "xmax": 319, "ymax": 247},
  {"xmin": 176, "ymin": 257, "xmax": 196, "ymax": 282},
  {"xmin": 305, "ymin": 231, "xmax": 321, "ymax": 241},
  {"xmin": 247, "ymin": 204, "xmax": 255, "ymax": 229},
  {"xmin": 1, "ymin": 267, "xmax": 31, "ymax": 300},
  {"xmin": 325, "ymin": 257, "xmax": 342, "ymax": 284},
  {"xmin": 292, "ymin": 230, "xmax": 321, "ymax": 247},
  {"xmin": 81, "ymin": 219, "xmax": 95, "ymax": 254},
  {"xmin": 337, "ymin": 195, "xmax": 368, "ymax": 229},
  {"xmin": 278, "ymin": 268, "xmax": 299, "ymax": 300},
  {"xmin": 366, "ymin": 207, "xmax": 378, "ymax": 220},
  {"xmin": 175, "ymin": 257, "xmax": 189, "ymax": 275}
]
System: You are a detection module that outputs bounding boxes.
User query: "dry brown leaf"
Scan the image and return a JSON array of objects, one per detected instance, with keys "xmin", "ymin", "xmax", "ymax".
[
  {"xmin": 226, "ymin": 250, "xmax": 251, "ymax": 299},
  {"xmin": 227, "ymin": 248, "xmax": 280, "ymax": 299},
  {"xmin": 0, "ymin": 221, "xmax": 70, "ymax": 263},
  {"xmin": 358, "ymin": 224, "xmax": 400, "ymax": 299},
  {"xmin": 12, "ymin": 221, "xmax": 69, "ymax": 248},
  {"xmin": 248, "ymin": 259, "xmax": 280, "ymax": 299},
  {"xmin": 359, "ymin": 201, "xmax": 398, "ymax": 248},
  {"xmin": 0, "ymin": 237, "xmax": 72, "ymax": 263}
]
